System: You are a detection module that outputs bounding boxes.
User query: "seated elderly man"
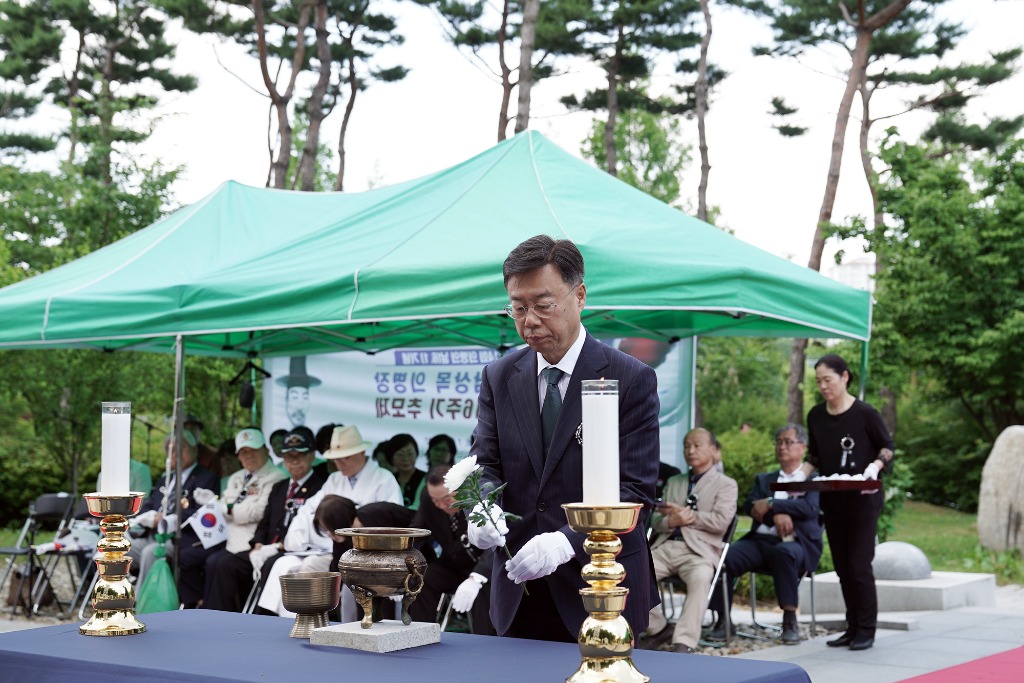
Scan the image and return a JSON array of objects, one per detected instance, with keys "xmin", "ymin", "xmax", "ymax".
[
  {"xmin": 204, "ymin": 428, "xmax": 325, "ymax": 612},
  {"xmin": 185, "ymin": 428, "xmax": 285, "ymax": 608},
  {"xmin": 709, "ymin": 423, "xmax": 822, "ymax": 645},
  {"xmin": 257, "ymin": 425, "xmax": 402, "ymax": 616},
  {"xmin": 407, "ymin": 469, "xmax": 495, "ymax": 634},
  {"xmin": 641, "ymin": 428, "xmax": 738, "ymax": 654},
  {"xmin": 132, "ymin": 431, "xmax": 219, "ymax": 590}
]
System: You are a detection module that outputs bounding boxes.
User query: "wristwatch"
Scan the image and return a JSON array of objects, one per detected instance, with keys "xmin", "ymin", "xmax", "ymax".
[{"xmin": 766, "ymin": 497, "xmax": 774, "ymax": 509}]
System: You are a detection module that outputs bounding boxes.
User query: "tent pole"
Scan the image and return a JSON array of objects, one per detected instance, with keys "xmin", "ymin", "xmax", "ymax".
[
  {"xmin": 249, "ymin": 360, "xmax": 258, "ymax": 425},
  {"xmin": 859, "ymin": 340, "xmax": 869, "ymax": 400},
  {"xmin": 171, "ymin": 334, "xmax": 186, "ymax": 588}
]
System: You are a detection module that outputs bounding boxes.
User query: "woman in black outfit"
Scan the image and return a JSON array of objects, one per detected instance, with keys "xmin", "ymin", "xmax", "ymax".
[{"xmin": 803, "ymin": 354, "xmax": 894, "ymax": 652}]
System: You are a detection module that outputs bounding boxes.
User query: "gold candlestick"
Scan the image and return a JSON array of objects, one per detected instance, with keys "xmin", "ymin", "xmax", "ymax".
[
  {"xmin": 563, "ymin": 502, "xmax": 648, "ymax": 683},
  {"xmin": 80, "ymin": 493, "xmax": 147, "ymax": 636}
]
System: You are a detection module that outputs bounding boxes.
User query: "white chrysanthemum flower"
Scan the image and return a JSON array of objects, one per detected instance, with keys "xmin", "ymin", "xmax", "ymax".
[{"xmin": 444, "ymin": 454, "xmax": 480, "ymax": 493}]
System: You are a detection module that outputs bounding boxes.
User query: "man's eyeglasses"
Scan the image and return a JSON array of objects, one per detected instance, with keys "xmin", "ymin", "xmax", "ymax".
[
  {"xmin": 504, "ymin": 282, "xmax": 582, "ymax": 320},
  {"xmin": 775, "ymin": 438, "xmax": 803, "ymax": 447}
]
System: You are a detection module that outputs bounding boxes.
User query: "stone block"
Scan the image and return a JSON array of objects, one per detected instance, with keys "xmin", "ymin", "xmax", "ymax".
[
  {"xmin": 800, "ymin": 571, "xmax": 995, "ymax": 613},
  {"xmin": 977, "ymin": 425, "xmax": 1024, "ymax": 553},
  {"xmin": 873, "ymin": 541, "xmax": 931, "ymax": 580},
  {"xmin": 309, "ymin": 620, "xmax": 441, "ymax": 652}
]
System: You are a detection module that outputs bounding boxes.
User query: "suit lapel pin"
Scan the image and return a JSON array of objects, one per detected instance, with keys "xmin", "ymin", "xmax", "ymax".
[{"xmin": 575, "ymin": 423, "xmax": 583, "ymax": 445}]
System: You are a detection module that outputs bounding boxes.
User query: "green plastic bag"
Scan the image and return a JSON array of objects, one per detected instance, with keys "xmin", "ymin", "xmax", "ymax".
[{"xmin": 136, "ymin": 535, "xmax": 179, "ymax": 613}]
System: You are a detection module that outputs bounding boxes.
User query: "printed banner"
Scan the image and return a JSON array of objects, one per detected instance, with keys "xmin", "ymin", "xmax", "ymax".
[{"xmin": 261, "ymin": 340, "xmax": 693, "ymax": 469}]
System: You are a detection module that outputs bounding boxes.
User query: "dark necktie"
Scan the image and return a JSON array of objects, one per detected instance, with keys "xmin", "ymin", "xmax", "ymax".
[
  {"xmin": 541, "ymin": 366, "xmax": 564, "ymax": 454},
  {"xmin": 286, "ymin": 481, "xmax": 298, "ymax": 501}
]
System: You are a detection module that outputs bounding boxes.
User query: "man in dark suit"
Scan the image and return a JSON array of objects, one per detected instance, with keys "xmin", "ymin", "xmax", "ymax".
[
  {"xmin": 470, "ymin": 235, "xmax": 661, "ymax": 642},
  {"xmin": 408, "ymin": 469, "xmax": 495, "ymax": 634},
  {"xmin": 131, "ymin": 431, "xmax": 220, "ymax": 589},
  {"xmin": 204, "ymin": 428, "xmax": 325, "ymax": 612},
  {"xmin": 711, "ymin": 423, "xmax": 822, "ymax": 645}
]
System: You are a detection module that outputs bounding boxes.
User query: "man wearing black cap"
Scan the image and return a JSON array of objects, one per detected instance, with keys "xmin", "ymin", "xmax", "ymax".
[
  {"xmin": 276, "ymin": 356, "xmax": 321, "ymax": 427},
  {"xmin": 204, "ymin": 428, "xmax": 326, "ymax": 612}
]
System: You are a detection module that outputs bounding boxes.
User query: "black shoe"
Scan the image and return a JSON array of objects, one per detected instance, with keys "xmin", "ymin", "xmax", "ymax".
[
  {"xmin": 705, "ymin": 622, "xmax": 736, "ymax": 641},
  {"xmin": 781, "ymin": 624, "xmax": 800, "ymax": 645},
  {"xmin": 640, "ymin": 624, "xmax": 673, "ymax": 651},
  {"xmin": 672, "ymin": 643, "xmax": 694, "ymax": 654},
  {"xmin": 827, "ymin": 631, "xmax": 856, "ymax": 647},
  {"xmin": 849, "ymin": 636, "xmax": 874, "ymax": 651}
]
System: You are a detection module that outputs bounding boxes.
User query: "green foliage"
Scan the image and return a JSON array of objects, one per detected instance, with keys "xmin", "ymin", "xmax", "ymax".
[
  {"xmin": 697, "ymin": 337, "xmax": 789, "ymax": 433},
  {"xmin": 876, "ymin": 457, "xmax": 911, "ymax": 542},
  {"xmin": 871, "ymin": 136, "xmax": 1024, "ymax": 440},
  {"xmin": 717, "ymin": 427, "xmax": 777, "ymax": 507},
  {"xmin": 581, "ymin": 103, "xmax": 690, "ymax": 205},
  {"xmin": 961, "ymin": 546, "xmax": 1024, "ymax": 585}
]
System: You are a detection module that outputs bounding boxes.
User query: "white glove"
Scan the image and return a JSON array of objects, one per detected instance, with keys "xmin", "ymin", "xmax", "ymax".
[
  {"xmin": 159, "ymin": 513, "xmax": 178, "ymax": 533},
  {"xmin": 134, "ymin": 510, "xmax": 158, "ymax": 528},
  {"xmin": 192, "ymin": 488, "xmax": 217, "ymax": 506},
  {"xmin": 466, "ymin": 503, "xmax": 508, "ymax": 550},
  {"xmin": 505, "ymin": 531, "xmax": 573, "ymax": 584},
  {"xmin": 862, "ymin": 462, "xmax": 881, "ymax": 495},
  {"xmin": 250, "ymin": 544, "xmax": 280, "ymax": 572},
  {"xmin": 452, "ymin": 572, "xmax": 487, "ymax": 612}
]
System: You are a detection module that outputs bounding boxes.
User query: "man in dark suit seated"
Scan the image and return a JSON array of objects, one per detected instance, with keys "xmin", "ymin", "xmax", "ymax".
[
  {"xmin": 408, "ymin": 469, "xmax": 495, "ymax": 634},
  {"xmin": 710, "ymin": 423, "xmax": 822, "ymax": 645},
  {"xmin": 204, "ymin": 428, "xmax": 326, "ymax": 612},
  {"xmin": 469, "ymin": 235, "xmax": 661, "ymax": 643},
  {"xmin": 131, "ymin": 431, "xmax": 220, "ymax": 589}
]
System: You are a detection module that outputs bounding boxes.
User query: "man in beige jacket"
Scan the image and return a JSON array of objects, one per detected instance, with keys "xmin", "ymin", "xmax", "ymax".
[{"xmin": 641, "ymin": 428, "xmax": 738, "ymax": 653}]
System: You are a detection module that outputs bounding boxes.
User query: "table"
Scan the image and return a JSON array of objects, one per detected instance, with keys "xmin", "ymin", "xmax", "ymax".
[{"xmin": 0, "ymin": 610, "xmax": 810, "ymax": 683}]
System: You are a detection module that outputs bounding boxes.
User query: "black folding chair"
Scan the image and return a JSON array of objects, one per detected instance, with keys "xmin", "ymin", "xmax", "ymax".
[{"xmin": 0, "ymin": 493, "xmax": 75, "ymax": 618}]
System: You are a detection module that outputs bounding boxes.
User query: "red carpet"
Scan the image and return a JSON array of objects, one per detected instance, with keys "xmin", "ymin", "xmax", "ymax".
[{"xmin": 898, "ymin": 646, "xmax": 1024, "ymax": 683}]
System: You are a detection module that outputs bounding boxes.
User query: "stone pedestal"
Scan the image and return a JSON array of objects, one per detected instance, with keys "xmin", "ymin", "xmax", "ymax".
[
  {"xmin": 309, "ymin": 620, "xmax": 441, "ymax": 653},
  {"xmin": 801, "ymin": 571, "xmax": 996, "ymax": 613}
]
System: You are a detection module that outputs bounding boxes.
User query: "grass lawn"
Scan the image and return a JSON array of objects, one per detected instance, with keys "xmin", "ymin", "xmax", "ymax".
[{"xmin": 888, "ymin": 500, "xmax": 1022, "ymax": 585}]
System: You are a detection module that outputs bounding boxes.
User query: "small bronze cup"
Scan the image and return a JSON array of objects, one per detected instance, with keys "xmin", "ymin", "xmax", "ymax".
[{"xmin": 279, "ymin": 571, "xmax": 342, "ymax": 638}]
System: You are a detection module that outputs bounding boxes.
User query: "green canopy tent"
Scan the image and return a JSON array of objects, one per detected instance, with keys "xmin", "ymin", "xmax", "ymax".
[
  {"xmin": 0, "ymin": 131, "xmax": 872, "ymax": 582},
  {"xmin": 0, "ymin": 131, "xmax": 870, "ymax": 357}
]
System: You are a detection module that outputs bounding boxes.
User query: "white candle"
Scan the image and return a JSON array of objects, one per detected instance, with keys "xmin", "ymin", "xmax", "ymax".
[
  {"xmin": 100, "ymin": 402, "xmax": 131, "ymax": 495},
  {"xmin": 582, "ymin": 379, "xmax": 619, "ymax": 504}
]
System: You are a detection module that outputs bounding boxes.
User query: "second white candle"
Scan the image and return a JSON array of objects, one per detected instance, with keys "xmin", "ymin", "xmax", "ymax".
[{"xmin": 581, "ymin": 379, "xmax": 620, "ymax": 505}]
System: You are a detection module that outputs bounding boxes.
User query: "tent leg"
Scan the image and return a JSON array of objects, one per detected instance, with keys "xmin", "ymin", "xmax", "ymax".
[
  {"xmin": 171, "ymin": 335, "xmax": 186, "ymax": 590},
  {"xmin": 858, "ymin": 340, "xmax": 869, "ymax": 400}
]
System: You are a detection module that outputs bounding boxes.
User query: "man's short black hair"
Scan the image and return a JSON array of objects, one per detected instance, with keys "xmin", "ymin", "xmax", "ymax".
[{"xmin": 503, "ymin": 234, "xmax": 585, "ymax": 288}]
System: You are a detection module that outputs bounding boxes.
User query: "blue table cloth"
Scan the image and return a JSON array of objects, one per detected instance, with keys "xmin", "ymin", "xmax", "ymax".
[{"xmin": 0, "ymin": 610, "xmax": 810, "ymax": 683}]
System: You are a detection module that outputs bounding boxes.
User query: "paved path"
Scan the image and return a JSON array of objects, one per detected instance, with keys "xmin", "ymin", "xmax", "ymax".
[{"xmin": 733, "ymin": 604, "xmax": 1024, "ymax": 682}]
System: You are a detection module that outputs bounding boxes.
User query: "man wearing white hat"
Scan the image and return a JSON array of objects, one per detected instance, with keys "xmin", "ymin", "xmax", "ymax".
[
  {"xmin": 187, "ymin": 428, "xmax": 285, "ymax": 607},
  {"xmin": 257, "ymin": 425, "xmax": 403, "ymax": 616}
]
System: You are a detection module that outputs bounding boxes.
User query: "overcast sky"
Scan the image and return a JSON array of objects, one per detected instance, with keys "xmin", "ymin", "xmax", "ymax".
[{"xmin": 133, "ymin": 0, "xmax": 1024, "ymax": 268}]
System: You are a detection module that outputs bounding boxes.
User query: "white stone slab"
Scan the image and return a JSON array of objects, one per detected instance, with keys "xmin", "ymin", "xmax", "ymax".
[
  {"xmin": 309, "ymin": 619, "xmax": 441, "ymax": 653},
  {"xmin": 801, "ymin": 571, "xmax": 996, "ymax": 613}
]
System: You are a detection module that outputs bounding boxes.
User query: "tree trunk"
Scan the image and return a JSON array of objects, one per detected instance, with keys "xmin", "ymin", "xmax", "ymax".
[
  {"xmin": 334, "ymin": 53, "xmax": 358, "ymax": 191},
  {"xmin": 695, "ymin": 0, "xmax": 712, "ymax": 222},
  {"xmin": 496, "ymin": 1, "xmax": 513, "ymax": 141},
  {"xmin": 253, "ymin": 0, "xmax": 311, "ymax": 189},
  {"xmin": 297, "ymin": 0, "xmax": 332, "ymax": 192},
  {"xmin": 787, "ymin": 338, "xmax": 807, "ymax": 423},
  {"xmin": 856, "ymin": 79, "xmax": 897, "ymax": 435},
  {"xmin": 65, "ymin": 31, "xmax": 85, "ymax": 168},
  {"xmin": 603, "ymin": 23, "xmax": 625, "ymax": 177},
  {"xmin": 786, "ymin": 27, "xmax": 873, "ymax": 422},
  {"xmin": 514, "ymin": 0, "xmax": 540, "ymax": 135}
]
